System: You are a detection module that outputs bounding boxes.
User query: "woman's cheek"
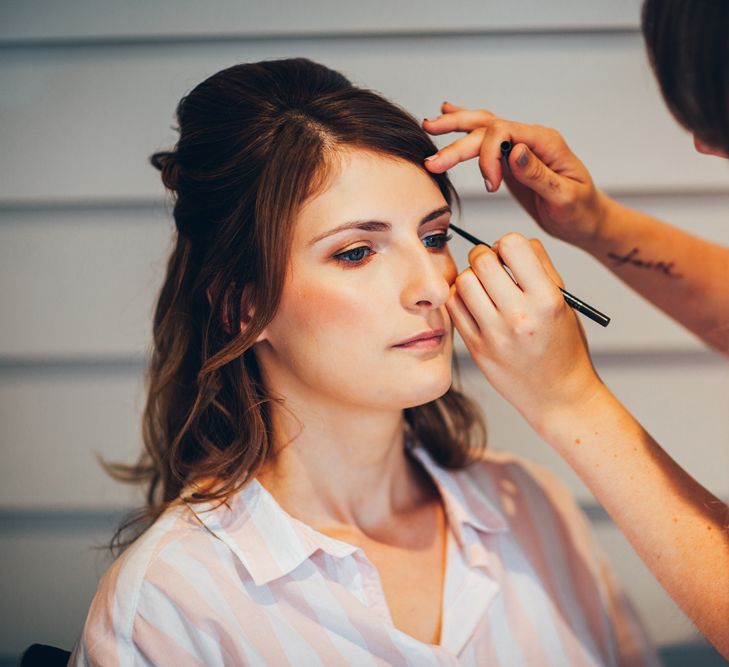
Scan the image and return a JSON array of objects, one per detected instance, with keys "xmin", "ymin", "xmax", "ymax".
[{"xmin": 290, "ymin": 281, "xmax": 370, "ymax": 340}]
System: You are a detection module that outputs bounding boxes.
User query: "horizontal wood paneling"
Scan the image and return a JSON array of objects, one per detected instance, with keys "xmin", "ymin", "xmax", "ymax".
[
  {"xmin": 2, "ymin": 33, "xmax": 728, "ymax": 205},
  {"xmin": 0, "ymin": 0, "xmax": 641, "ymax": 44}
]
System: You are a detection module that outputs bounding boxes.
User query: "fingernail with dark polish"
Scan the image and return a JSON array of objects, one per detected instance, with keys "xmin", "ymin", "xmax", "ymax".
[{"xmin": 517, "ymin": 148, "xmax": 529, "ymax": 168}]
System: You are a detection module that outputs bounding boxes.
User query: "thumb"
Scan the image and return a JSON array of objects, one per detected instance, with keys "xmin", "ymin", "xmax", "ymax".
[{"xmin": 510, "ymin": 143, "xmax": 569, "ymax": 203}]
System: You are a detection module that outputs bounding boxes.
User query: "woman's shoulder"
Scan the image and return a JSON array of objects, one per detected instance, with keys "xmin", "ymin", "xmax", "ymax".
[
  {"xmin": 442, "ymin": 449, "xmax": 612, "ymax": 594},
  {"xmin": 460, "ymin": 448, "xmax": 581, "ymax": 514},
  {"xmin": 445, "ymin": 451, "xmax": 658, "ymax": 665},
  {"xmin": 73, "ymin": 497, "xmax": 259, "ymax": 665},
  {"xmin": 79, "ymin": 503, "xmax": 224, "ymax": 640},
  {"xmin": 109, "ymin": 505, "xmax": 198, "ymax": 578},
  {"xmin": 436, "ymin": 448, "xmax": 596, "ymax": 550}
]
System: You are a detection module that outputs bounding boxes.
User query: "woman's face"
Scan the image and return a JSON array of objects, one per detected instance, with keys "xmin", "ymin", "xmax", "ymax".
[{"xmin": 254, "ymin": 149, "xmax": 458, "ymax": 412}]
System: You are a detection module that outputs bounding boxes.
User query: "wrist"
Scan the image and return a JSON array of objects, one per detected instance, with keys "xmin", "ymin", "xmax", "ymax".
[
  {"xmin": 575, "ymin": 190, "xmax": 618, "ymax": 254},
  {"xmin": 527, "ymin": 380, "xmax": 617, "ymax": 452}
]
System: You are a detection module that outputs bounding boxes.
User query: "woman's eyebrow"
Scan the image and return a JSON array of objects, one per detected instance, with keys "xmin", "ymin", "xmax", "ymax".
[{"xmin": 309, "ymin": 205, "xmax": 451, "ymax": 246}]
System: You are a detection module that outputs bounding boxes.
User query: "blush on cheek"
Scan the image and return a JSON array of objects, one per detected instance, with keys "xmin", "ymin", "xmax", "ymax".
[{"xmin": 285, "ymin": 280, "xmax": 370, "ymax": 340}]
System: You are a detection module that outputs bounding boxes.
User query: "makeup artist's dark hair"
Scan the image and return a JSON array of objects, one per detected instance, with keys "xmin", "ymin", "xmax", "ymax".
[
  {"xmin": 104, "ymin": 57, "xmax": 487, "ymax": 552},
  {"xmin": 642, "ymin": 0, "xmax": 729, "ymax": 151}
]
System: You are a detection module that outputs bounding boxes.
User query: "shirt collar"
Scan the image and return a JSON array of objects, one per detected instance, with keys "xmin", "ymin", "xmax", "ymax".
[
  {"xmin": 407, "ymin": 444, "xmax": 508, "ymax": 543},
  {"xmin": 185, "ymin": 479, "xmax": 359, "ymax": 587},
  {"xmin": 186, "ymin": 443, "xmax": 507, "ymax": 587}
]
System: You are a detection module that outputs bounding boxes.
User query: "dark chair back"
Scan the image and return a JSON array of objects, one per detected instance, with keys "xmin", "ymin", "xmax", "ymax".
[{"xmin": 19, "ymin": 643, "xmax": 71, "ymax": 666}]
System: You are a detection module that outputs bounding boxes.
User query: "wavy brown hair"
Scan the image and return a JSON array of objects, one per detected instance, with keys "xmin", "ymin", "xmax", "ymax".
[{"xmin": 105, "ymin": 57, "xmax": 487, "ymax": 553}]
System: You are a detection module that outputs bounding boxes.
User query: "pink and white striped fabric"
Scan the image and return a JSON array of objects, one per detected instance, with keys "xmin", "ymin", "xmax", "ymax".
[{"xmin": 69, "ymin": 444, "xmax": 661, "ymax": 666}]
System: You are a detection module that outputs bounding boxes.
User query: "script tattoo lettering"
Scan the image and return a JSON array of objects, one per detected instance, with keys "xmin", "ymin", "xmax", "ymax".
[{"xmin": 606, "ymin": 247, "xmax": 682, "ymax": 278}]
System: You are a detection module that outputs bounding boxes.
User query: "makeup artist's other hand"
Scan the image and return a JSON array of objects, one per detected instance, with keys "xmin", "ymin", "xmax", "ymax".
[
  {"xmin": 423, "ymin": 102, "xmax": 610, "ymax": 249},
  {"xmin": 446, "ymin": 232, "xmax": 604, "ymax": 427}
]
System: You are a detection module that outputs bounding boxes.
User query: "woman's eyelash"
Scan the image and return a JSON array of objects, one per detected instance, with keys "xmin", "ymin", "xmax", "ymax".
[
  {"xmin": 332, "ymin": 232, "xmax": 453, "ymax": 267},
  {"xmin": 333, "ymin": 246, "xmax": 372, "ymax": 266},
  {"xmin": 425, "ymin": 231, "xmax": 453, "ymax": 248}
]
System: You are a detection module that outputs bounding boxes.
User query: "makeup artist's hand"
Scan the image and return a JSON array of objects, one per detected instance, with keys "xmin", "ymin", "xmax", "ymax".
[
  {"xmin": 446, "ymin": 232, "xmax": 604, "ymax": 426},
  {"xmin": 423, "ymin": 103, "xmax": 611, "ymax": 249}
]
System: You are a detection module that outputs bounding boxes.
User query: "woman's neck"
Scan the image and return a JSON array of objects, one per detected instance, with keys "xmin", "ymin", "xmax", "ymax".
[{"xmin": 256, "ymin": 400, "xmax": 434, "ymax": 534}]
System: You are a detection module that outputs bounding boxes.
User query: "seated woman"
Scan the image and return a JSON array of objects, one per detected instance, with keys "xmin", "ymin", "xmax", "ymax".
[{"xmin": 70, "ymin": 58, "xmax": 659, "ymax": 666}]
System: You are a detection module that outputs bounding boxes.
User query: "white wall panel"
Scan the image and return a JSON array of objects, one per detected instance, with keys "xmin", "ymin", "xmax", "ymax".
[
  {"xmin": 0, "ymin": 520, "xmax": 116, "ymax": 654},
  {"xmin": 0, "ymin": 205, "xmax": 171, "ymax": 359},
  {"xmin": 2, "ymin": 33, "xmax": 729, "ymax": 205},
  {"xmin": 0, "ymin": 364, "xmax": 146, "ymax": 508},
  {"xmin": 0, "ymin": 0, "xmax": 641, "ymax": 43}
]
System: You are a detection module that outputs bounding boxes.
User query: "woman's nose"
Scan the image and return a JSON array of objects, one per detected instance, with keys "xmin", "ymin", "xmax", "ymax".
[{"xmin": 400, "ymin": 244, "xmax": 455, "ymax": 311}]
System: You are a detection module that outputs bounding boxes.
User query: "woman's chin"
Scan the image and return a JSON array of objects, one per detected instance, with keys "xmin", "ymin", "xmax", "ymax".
[{"xmin": 396, "ymin": 367, "xmax": 453, "ymax": 409}]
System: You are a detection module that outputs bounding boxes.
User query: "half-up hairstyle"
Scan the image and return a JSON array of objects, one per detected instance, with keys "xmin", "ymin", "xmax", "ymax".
[{"xmin": 105, "ymin": 57, "xmax": 487, "ymax": 553}]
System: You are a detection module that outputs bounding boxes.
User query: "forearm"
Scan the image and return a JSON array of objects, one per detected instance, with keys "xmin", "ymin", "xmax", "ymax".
[
  {"xmin": 533, "ymin": 387, "xmax": 729, "ymax": 658},
  {"xmin": 581, "ymin": 194, "xmax": 729, "ymax": 354}
]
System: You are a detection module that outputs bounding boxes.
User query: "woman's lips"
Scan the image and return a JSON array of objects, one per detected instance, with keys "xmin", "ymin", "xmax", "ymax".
[
  {"xmin": 394, "ymin": 328, "xmax": 446, "ymax": 348},
  {"xmin": 395, "ymin": 335, "xmax": 444, "ymax": 349}
]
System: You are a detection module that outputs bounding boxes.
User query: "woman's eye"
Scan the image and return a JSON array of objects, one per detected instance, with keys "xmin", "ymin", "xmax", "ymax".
[
  {"xmin": 333, "ymin": 246, "xmax": 373, "ymax": 266},
  {"xmin": 332, "ymin": 232, "xmax": 452, "ymax": 268},
  {"xmin": 424, "ymin": 232, "xmax": 453, "ymax": 249}
]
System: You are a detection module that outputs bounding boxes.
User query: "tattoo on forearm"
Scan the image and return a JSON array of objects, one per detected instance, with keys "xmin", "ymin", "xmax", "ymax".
[{"xmin": 606, "ymin": 247, "xmax": 682, "ymax": 278}]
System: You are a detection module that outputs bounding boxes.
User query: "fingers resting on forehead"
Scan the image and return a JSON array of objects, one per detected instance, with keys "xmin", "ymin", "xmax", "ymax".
[
  {"xmin": 422, "ymin": 115, "xmax": 524, "ymax": 188},
  {"xmin": 424, "ymin": 108, "xmax": 496, "ymax": 135},
  {"xmin": 423, "ymin": 105, "xmax": 569, "ymax": 193},
  {"xmin": 441, "ymin": 101, "xmax": 464, "ymax": 113}
]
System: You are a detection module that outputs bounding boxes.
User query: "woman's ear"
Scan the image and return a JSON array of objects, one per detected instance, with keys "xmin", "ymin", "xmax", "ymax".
[{"xmin": 206, "ymin": 282, "xmax": 268, "ymax": 342}]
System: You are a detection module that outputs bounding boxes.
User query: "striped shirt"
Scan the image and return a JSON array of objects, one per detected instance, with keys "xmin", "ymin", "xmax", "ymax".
[{"xmin": 69, "ymin": 444, "xmax": 661, "ymax": 666}]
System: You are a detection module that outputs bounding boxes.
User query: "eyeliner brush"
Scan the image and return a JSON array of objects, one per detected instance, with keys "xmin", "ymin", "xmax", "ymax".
[{"xmin": 448, "ymin": 221, "xmax": 611, "ymax": 327}]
